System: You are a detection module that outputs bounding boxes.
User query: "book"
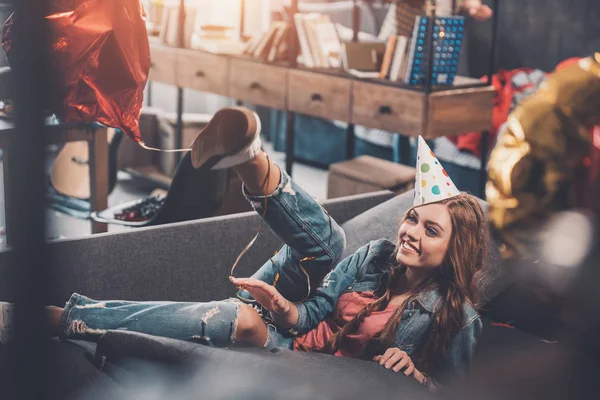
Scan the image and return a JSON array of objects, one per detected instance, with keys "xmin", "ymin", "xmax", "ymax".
[
  {"xmin": 404, "ymin": 16, "xmax": 465, "ymax": 86},
  {"xmin": 398, "ymin": 38, "xmax": 411, "ymax": 81},
  {"xmin": 313, "ymin": 17, "xmax": 342, "ymax": 68},
  {"xmin": 294, "ymin": 13, "xmax": 314, "ymax": 67},
  {"xmin": 267, "ymin": 24, "xmax": 287, "ymax": 62},
  {"xmin": 303, "ymin": 14, "xmax": 328, "ymax": 68},
  {"xmin": 389, "ymin": 36, "xmax": 409, "ymax": 81},
  {"xmin": 341, "ymin": 41, "xmax": 386, "ymax": 72},
  {"xmin": 379, "ymin": 35, "xmax": 398, "ymax": 79},
  {"xmin": 347, "ymin": 69, "xmax": 380, "ymax": 79},
  {"xmin": 253, "ymin": 23, "xmax": 281, "ymax": 60}
]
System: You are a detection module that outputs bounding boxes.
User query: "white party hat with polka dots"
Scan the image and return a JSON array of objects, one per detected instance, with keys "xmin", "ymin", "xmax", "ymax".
[{"xmin": 414, "ymin": 136, "xmax": 460, "ymax": 206}]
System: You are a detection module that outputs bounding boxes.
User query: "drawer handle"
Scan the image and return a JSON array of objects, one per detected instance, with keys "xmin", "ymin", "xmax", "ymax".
[
  {"xmin": 195, "ymin": 70, "xmax": 205, "ymax": 77},
  {"xmin": 311, "ymin": 93, "xmax": 323, "ymax": 102},
  {"xmin": 378, "ymin": 105, "xmax": 392, "ymax": 115},
  {"xmin": 249, "ymin": 81, "xmax": 261, "ymax": 90}
]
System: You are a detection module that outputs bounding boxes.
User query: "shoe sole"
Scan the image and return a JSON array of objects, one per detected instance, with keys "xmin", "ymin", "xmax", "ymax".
[{"xmin": 190, "ymin": 107, "xmax": 260, "ymax": 169}]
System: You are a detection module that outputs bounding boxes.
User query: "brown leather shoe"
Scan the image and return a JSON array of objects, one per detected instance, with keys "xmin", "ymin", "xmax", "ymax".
[{"xmin": 190, "ymin": 107, "xmax": 261, "ymax": 169}]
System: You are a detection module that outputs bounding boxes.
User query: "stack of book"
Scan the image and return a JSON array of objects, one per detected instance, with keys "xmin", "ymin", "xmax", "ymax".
[
  {"xmin": 244, "ymin": 13, "xmax": 342, "ymax": 67},
  {"xmin": 294, "ymin": 13, "xmax": 341, "ymax": 68},
  {"xmin": 341, "ymin": 16, "xmax": 465, "ymax": 85},
  {"xmin": 244, "ymin": 21, "xmax": 296, "ymax": 63}
]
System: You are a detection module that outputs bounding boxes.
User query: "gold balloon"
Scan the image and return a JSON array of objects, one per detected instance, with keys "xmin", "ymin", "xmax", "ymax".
[{"xmin": 486, "ymin": 54, "xmax": 600, "ymax": 258}]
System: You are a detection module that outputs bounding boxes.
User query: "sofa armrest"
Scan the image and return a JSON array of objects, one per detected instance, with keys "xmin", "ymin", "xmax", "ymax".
[{"xmin": 0, "ymin": 191, "xmax": 395, "ymax": 304}]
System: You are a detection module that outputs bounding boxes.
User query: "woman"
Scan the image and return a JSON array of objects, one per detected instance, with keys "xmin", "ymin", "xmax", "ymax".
[{"xmin": 0, "ymin": 107, "xmax": 488, "ymax": 389}]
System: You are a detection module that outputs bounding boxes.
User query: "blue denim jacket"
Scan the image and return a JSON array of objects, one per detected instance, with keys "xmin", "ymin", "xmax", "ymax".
[{"xmin": 292, "ymin": 238, "xmax": 482, "ymax": 382}]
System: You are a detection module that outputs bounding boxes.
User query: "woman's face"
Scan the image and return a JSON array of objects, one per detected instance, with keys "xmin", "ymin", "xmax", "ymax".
[{"xmin": 396, "ymin": 203, "xmax": 453, "ymax": 269}]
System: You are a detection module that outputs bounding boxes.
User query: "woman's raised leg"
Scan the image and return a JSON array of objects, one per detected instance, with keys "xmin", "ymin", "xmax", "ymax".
[{"xmin": 189, "ymin": 107, "xmax": 346, "ymax": 302}]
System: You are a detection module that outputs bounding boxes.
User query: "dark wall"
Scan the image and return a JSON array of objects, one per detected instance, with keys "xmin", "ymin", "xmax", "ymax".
[{"xmin": 467, "ymin": 0, "xmax": 600, "ymax": 76}]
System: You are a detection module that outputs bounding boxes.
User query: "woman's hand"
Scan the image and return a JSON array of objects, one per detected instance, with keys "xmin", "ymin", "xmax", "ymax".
[
  {"xmin": 374, "ymin": 348, "xmax": 427, "ymax": 385},
  {"xmin": 463, "ymin": 0, "xmax": 494, "ymax": 21},
  {"xmin": 230, "ymin": 277, "xmax": 299, "ymax": 327}
]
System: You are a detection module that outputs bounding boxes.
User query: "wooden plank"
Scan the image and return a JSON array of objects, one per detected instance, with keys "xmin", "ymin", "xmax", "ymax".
[
  {"xmin": 426, "ymin": 85, "xmax": 495, "ymax": 138},
  {"xmin": 351, "ymin": 81, "xmax": 426, "ymax": 136},
  {"xmin": 228, "ymin": 59, "xmax": 287, "ymax": 109},
  {"xmin": 88, "ymin": 127, "xmax": 110, "ymax": 234},
  {"xmin": 176, "ymin": 49, "xmax": 230, "ymax": 96},
  {"xmin": 288, "ymin": 69, "xmax": 351, "ymax": 121}
]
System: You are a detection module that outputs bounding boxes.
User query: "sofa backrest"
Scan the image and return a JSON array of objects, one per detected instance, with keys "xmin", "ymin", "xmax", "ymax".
[{"xmin": 0, "ymin": 191, "xmax": 394, "ymax": 305}]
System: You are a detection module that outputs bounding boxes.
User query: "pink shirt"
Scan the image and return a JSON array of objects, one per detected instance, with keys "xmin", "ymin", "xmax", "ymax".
[{"xmin": 293, "ymin": 292, "xmax": 400, "ymax": 358}]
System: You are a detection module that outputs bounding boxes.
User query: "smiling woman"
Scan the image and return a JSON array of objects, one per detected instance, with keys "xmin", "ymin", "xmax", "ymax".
[{"xmin": 0, "ymin": 110, "xmax": 489, "ymax": 391}]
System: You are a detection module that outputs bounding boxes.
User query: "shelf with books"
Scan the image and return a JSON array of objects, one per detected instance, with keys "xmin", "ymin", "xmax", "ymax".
[{"xmin": 147, "ymin": 1, "xmax": 498, "ymax": 181}]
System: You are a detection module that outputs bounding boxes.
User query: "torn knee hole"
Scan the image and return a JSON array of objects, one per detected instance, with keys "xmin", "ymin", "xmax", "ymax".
[{"xmin": 69, "ymin": 320, "xmax": 106, "ymax": 336}]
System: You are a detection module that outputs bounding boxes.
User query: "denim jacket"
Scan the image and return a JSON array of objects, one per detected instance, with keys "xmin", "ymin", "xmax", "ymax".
[{"xmin": 292, "ymin": 238, "xmax": 483, "ymax": 383}]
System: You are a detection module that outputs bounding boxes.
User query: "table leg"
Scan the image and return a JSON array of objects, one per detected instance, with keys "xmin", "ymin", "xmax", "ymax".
[
  {"xmin": 88, "ymin": 127, "xmax": 110, "ymax": 234},
  {"xmin": 397, "ymin": 135, "xmax": 412, "ymax": 166},
  {"xmin": 479, "ymin": 131, "xmax": 489, "ymax": 199},
  {"xmin": 285, "ymin": 111, "xmax": 296, "ymax": 176},
  {"xmin": 175, "ymin": 87, "xmax": 184, "ymax": 166},
  {"xmin": 2, "ymin": 145, "xmax": 16, "ymax": 246},
  {"xmin": 346, "ymin": 123, "xmax": 355, "ymax": 160}
]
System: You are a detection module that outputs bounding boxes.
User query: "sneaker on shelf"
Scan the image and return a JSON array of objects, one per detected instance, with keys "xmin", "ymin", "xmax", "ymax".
[{"xmin": 113, "ymin": 195, "xmax": 166, "ymax": 223}]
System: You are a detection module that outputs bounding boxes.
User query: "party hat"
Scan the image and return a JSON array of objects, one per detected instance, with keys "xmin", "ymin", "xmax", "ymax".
[{"xmin": 414, "ymin": 136, "xmax": 460, "ymax": 206}]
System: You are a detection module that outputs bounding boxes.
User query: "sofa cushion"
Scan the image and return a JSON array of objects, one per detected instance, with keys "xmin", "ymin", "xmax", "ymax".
[
  {"xmin": 90, "ymin": 330, "xmax": 427, "ymax": 399},
  {"xmin": 340, "ymin": 190, "xmax": 511, "ymax": 306}
]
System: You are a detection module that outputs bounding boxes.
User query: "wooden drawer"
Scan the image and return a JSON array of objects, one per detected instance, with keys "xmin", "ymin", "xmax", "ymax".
[
  {"xmin": 177, "ymin": 50, "xmax": 230, "ymax": 96},
  {"xmin": 288, "ymin": 70, "xmax": 351, "ymax": 121},
  {"xmin": 351, "ymin": 81, "xmax": 426, "ymax": 136},
  {"xmin": 149, "ymin": 45, "xmax": 178, "ymax": 86},
  {"xmin": 229, "ymin": 59, "xmax": 287, "ymax": 109},
  {"xmin": 426, "ymin": 86, "xmax": 494, "ymax": 138}
]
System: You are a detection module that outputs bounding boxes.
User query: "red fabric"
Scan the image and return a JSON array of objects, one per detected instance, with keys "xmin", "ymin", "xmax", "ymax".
[
  {"xmin": 449, "ymin": 57, "xmax": 586, "ymax": 159},
  {"xmin": 293, "ymin": 292, "xmax": 400, "ymax": 358},
  {"xmin": 448, "ymin": 68, "xmax": 534, "ymax": 158},
  {"xmin": 2, "ymin": 0, "xmax": 150, "ymax": 142}
]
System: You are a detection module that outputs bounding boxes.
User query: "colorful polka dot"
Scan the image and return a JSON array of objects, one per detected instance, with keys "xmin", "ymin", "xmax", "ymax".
[
  {"xmin": 434, "ymin": 161, "xmax": 438, "ymax": 165},
  {"xmin": 446, "ymin": 182, "xmax": 450, "ymax": 186},
  {"xmin": 430, "ymin": 150, "xmax": 436, "ymax": 157},
  {"xmin": 421, "ymin": 197, "xmax": 425, "ymax": 204},
  {"xmin": 421, "ymin": 163, "xmax": 431, "ymax": 173},
  {"xmin": 431, "ymin": 185, "xmax": 441, "ymax": 195},
  {"xmin": 421, "ymin": 179, "xmax": 427, "ymax": 187},
  {"xmin": 433, "ymin": 175, "xmax": 436, "ymax": 179},
  {"xmin": 442, "ymin": 168, "xmax": 448, "ymax": 177}
]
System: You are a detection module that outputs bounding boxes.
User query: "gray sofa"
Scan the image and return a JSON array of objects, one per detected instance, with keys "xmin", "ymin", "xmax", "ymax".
[{"xmin": 0, "ymin": 190, "xmax": 555, "ymax": 399}]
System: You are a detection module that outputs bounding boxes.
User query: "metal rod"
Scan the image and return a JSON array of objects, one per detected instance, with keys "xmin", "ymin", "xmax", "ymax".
[
  {"xmin": 239, "ymin": 0, "xmax": 245, "ymax": 40},
  {"xmin": 479, "ymin": 0, "xmax": 500, "ymax": 198},
  {"xmin": 425, "ymin": 0, "xmax": 437, "ymax": 93},
  {"xmin": 487, "ymin": 0, "xmax": 500, "ymax": 85},
  {"xmin": 178, "ymin": 0, "xmax": 186, "ymax": 48},
  {"xmin": 285, "ymin": 112, "xmax": 296, "ymax": 176},
  {"xmin": 346, "ymin": 124, "xmax": 355, "ymax": 160},
  {"xmin": 175, "ymin": 87, "xmax": 184, "ymax": 166},
  {"xmin": 285, "ymin": 0, "xmax": 299, "ymax": 176},
  {"xmin": 147, "ymin": 80, "xmax": 152, "ymax": 107},
  {"xmin": 4, "ymin": 0, "xmax": 52, "ymax": 398},
  {"xmin": 352, "ymin": 0, "xmax": 360, "ymax": 42}
]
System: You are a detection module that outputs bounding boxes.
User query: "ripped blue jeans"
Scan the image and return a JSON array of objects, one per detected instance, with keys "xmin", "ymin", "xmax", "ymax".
[{"xmin": 58, "ymin": 170, "xmax": 346, "ymax": 348}]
